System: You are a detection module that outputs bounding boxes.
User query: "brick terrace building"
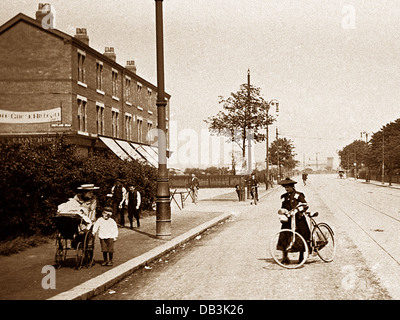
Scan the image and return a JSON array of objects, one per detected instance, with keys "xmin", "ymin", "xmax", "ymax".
[{"xmin": 0, "ymin": 4, "xmax": 170, "ymax": 166}]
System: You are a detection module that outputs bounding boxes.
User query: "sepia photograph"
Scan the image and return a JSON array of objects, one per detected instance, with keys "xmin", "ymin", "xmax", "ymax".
[{"xmin": 1, "ymin": 0, "xmax": 400, "ymax": 309}]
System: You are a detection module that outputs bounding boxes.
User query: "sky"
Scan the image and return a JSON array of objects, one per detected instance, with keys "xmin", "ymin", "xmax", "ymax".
[{"xmin": 2, "ymin": 0, "xmax": 400, "ymax": 170}]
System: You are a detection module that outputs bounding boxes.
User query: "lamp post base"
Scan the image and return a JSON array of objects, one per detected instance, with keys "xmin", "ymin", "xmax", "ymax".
[{"xmin": 156, "ymin": 198, "xmax": 171, "ymax": 240}]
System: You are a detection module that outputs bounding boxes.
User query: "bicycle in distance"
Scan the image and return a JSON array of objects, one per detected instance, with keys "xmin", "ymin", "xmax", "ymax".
[{"xmin": 250, "ymin": 185, "xmax": 258, "ymax": 205}]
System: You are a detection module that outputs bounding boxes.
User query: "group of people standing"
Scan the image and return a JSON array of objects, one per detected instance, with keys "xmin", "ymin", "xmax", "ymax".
[
  {"xmin": 110, "ymin": 179, "xmax": 141, "ymax": 229},
  {"xmin": 57, "ymin": 180, "xmax": 142, "ymax": 267}
]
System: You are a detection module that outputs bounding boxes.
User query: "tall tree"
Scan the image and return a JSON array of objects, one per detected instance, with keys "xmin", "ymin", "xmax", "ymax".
[
  {"xmin": 269, "ymin": 137, "xmax": 298, "ymax": 172},
  {"xmin": 338, "ymin": 140, "xmax": 368, "ymax": 171},
  {"xmin": 204, "ymin": 84, "xmax": 275, "ymax": 158},
  {"xmin": 368, "ymin": 119, "xmax": 400, "ymax": 173},
  {"xmin": 339, "ymin": 118, "xmax": 400, "ymax": 175}
]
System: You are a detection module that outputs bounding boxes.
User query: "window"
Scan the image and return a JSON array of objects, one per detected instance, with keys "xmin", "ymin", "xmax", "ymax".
[
  {"xmin": 137, "ymin": 118, "xmax": 143, "ymax": 143},
  {"xmin": 125, "ymin": 113, "xmax": 132, "ymax": 140},
  {"xmin": 125, "ymin": 77, "xmax": 131, "ymax": 104},
  {"xmin": 112, "ymin": 108, "xmax": 119, "ymax": 138},
  {"xmin": 137, "ymin": 82, "xmax": 142, "ymax": 104},
  {"xmin": 147, "ymin": 88, "xmax": 152, "ymax": 110},
  {"xmin": 96, "ymin": 103, "xmax": 104, "ymax": 135},
  {"xmin": 96, "ymin": 61, "xmax": 103, "ymax": 92},
  {"xmin": 112, "ymin": 69, "xmax": 118, "ymax": 99},
  {"xmin": 77, "ymin": 50, "xmax": 86, "ymax": 84},
  {"xmin": 147, "ymin": 121, "xmax": 153, "ymax": 144},
  {"xmin": 77, "ymin": 97, "xmax": 87, "ymax": 132}
]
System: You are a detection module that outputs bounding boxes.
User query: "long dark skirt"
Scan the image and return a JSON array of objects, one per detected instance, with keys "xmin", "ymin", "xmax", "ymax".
[{"xmin": 277, "ymin": 215, "xmax": 310, "ymax": 252}]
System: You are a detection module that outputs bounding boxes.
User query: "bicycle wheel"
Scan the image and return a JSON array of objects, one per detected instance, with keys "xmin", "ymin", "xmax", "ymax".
[
  {"xmin": 312, "ymin": 223, "xmax": 335, "ymax": 262},
  {"xmin": 269, "ymin": 229, "xmax": 308, "ymax": 269}
]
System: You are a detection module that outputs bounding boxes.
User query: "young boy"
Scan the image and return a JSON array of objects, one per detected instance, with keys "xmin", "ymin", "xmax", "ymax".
[{"xmin": 92, "ymin": 207, "xmax": 118, "ymax": 266}]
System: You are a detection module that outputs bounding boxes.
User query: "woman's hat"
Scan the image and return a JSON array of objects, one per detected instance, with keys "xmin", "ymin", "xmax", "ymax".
[
  {"xmin": 77, "ymin": 184, "xmax": 100, "ymax": 191},
  {"xmin": 278, "ymin": 177, "xmax": 297, "ymax": 186}
]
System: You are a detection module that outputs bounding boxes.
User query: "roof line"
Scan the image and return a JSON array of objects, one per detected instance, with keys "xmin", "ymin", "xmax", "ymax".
[{"xmin": 0, "ymin": 12, "xmax": 170, "ymax": 97}]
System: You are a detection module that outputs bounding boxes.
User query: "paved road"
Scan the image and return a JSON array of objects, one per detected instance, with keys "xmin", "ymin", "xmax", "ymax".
[{"xmin": 93, "ymin": 174, "xmax": 396, "ymax": 300}]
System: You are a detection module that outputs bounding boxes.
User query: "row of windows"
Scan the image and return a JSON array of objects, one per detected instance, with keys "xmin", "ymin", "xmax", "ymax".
[
  {"xmin": 77, "ymin": 96, "xmax": 154, "ymax": 144},
  {"xmin": 77, "ymin": 49, "xmax": 154, "ymax": 110}
]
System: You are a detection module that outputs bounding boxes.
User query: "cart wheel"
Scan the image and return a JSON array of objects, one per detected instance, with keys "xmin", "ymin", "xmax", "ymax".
[
  {"xmin": 75, "ymin": 242, "xmax": 84, "ymax": 270},
  {"xmin": 84, "ymin": 232, "xmax": 95, "ymax": 268}
]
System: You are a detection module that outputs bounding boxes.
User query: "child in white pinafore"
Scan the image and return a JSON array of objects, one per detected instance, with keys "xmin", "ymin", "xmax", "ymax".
[{"xmin": 92, "ymin": 207, "xmax": 118, "ymax": 266}]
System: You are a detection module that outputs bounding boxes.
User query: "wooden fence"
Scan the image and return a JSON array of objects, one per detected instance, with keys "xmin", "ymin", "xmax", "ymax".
[{"xmin": 169, "ymin": 174, "xmax": 264, "ymax": 188}]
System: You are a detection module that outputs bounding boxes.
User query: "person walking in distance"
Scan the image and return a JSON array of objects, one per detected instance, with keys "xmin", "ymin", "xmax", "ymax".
[
  {"xmin": 249, "ymin": 173, "xmax": 259, "ymax": 204},
  {"xmin": 302, "ymin": 171, "xmax": 308, "ymax": 186},
  {"xmin": 111, "ymin": 179, "xmax": 127, "ymax": 226},
  {"xmin": 190, "ymin": 174, "xmax": 200, "ymax": 203},
  {"xmin": 127, "ymin": 185, "xmax": 141, "ymax": 229}
]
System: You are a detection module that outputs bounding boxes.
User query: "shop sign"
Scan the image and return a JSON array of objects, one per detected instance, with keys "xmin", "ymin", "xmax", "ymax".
[{"xmin": 0, "ymin": 107, "xmax": 61, "ymax": 123}]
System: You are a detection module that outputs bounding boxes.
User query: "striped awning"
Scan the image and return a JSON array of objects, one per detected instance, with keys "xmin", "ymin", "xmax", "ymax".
[{"xmin": 99, "ymin": 136, "xmax": 159, "ymax": 168}]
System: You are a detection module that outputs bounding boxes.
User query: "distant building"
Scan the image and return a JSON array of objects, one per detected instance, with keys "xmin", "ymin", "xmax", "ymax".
[
  {"xmin": 302, "ymin": 156, "xmax": 334, "ymax": 171},
  {"xmin": 0, "ymin": 4, "xmax": 170, "ymax": 166}
]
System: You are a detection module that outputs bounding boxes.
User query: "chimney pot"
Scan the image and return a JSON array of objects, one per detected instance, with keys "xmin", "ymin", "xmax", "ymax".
[
  {"xmin": 125, "ymin": 60, "xmax": 137, "ymax": 73},
  {"xmin": 74, "ymin": 28, "xmax": 89, "ymax": 46},
  {"xmin": 104, "ymin": 47, "xmax": 116, "ymax": 61}
]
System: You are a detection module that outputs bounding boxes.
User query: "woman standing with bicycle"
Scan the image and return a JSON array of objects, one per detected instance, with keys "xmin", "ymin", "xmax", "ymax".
[{"xmin": 277, "ymin": 177, "xmax": 311, "ymax": 264}]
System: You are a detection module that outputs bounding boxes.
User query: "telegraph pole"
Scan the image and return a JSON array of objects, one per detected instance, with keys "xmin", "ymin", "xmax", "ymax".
[
  {"xmin": 276, "ymin": 127, "xmax": 280, "ymax": 181},
  {"xmin": 247, "ymin": 69, "xmax": 252, "ymax": 174}
]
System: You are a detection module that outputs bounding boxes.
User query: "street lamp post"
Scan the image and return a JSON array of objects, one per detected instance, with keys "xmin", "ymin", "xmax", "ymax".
[
  {"xmin": 360, "ymin": 131, "xmax": 370, "ymax": 182},
  {"xmin": 276, "ymin": 127, "xmax": 281, "ymax": 182},
  {"xmin": 382, "ymin": 128, "xmax": 385, "ymax": 185},
  {"xmin": 155, "ymin": 0, "xmax": 171, "ymax": 239},
  {"xmin": 264, "ymin": 99, "xmax": 279, "ymax": 190},
  {"xmin": 247, "ymin": 69, "xmax": 252, "ymax": 175}
]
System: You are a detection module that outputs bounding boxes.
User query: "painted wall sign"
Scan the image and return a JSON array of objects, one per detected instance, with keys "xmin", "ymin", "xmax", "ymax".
[{"xmin": 0, "ymin": 107, "xmax": 61, "ymax": 123}]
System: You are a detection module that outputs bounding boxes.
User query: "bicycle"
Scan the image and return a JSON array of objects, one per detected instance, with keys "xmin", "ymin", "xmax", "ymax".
[
  {"xmin": 250, "ymin": 185, "xmax": 258, "ymax": 205},
  {"xmin": 269, "ymin": 208, "xmax": 335, "ymax": 269}
]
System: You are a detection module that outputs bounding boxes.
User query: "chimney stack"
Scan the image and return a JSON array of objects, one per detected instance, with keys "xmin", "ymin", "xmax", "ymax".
[
  {"xmin": 125, "ymin": 60, "xmax": 137, "ymax": 73},
  {"xmin": 74, "ymin": 28, "xmax": 89, "ymax": 46},
  {"xmin": 35, "ymin": 3, "xmax": 55, "ymax": 29},
  {"xmin": 104, "ymin": 47, "xmax": 116, "ymax": 61}
]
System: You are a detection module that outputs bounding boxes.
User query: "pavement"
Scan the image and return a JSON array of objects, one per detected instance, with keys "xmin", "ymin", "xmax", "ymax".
[
  {"xmin": 359, "ymin": 178, "xmax": 400, "ymax": 189},
  {"xmin": 0, "ymin": 186, "xmax": 274, "ymax": 300}
]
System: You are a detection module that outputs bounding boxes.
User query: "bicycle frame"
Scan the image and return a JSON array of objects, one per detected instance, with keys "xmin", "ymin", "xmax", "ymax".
[
  {"xmin": 306, "ymin": 212, "xmax": 334, "ymax": 246},
  {"xmin": 279, "ymin": 209, "xmax": 301, "ymax": 253},
  {"xmin": 285, "ymin": 210, "xmax": 328, "ymax": 252}
]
